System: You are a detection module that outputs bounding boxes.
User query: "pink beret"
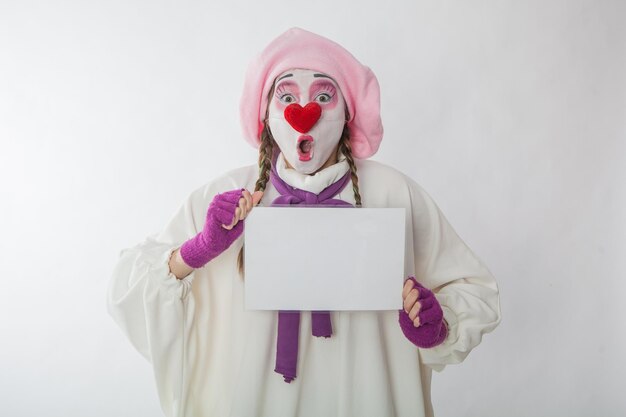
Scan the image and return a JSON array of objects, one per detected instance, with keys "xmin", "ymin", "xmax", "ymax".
[{"xmin": 239, "ymin": 27, "xmax": 384, "ymax": 159}]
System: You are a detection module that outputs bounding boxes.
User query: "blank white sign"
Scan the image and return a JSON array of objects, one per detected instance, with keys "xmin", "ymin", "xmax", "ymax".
[{"xmin": 244, "ymin": 207, "xmax": 406, "ymax": 311}]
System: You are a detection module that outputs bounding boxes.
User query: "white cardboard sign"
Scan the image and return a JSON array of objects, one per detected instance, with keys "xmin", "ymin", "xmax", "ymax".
[{"xmin": 244, "ymin": 207, "xmax": 406, "ymax": 311}]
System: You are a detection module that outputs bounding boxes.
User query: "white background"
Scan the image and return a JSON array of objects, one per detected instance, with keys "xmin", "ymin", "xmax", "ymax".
[{"xmin": 1, "ymin": 1, "xmax": 624, "ymax": 416}]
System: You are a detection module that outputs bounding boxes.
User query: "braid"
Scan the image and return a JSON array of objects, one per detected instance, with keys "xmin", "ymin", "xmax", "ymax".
[
  {"xmin": 238, "ymin": 83, "xmax": 278, "ymax": 276},
  {"xmin": 339, "ymin": 125, "xmax": 362, "ymax": 207},
  {"xmin": 254, "ymin": 125, "xmax": 274, "ymax": 192},
  {"xmin": 238, "ymin": 120, "xmax": 275, "ymax": 276}
]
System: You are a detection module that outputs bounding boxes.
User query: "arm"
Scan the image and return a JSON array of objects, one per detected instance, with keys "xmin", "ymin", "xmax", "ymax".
[
  {"xmin": 107, "ymin": 185, "xmax": 241, "ymax": 413},
  {"xmin": 168, "ymin": 247, "xmax": 194, "ymax": 280},
  {"xmin": 167, "ymin": 188, "xmax": 262, "ymax": 279},
  {"xmin": 107, "ymin": 189, "xmax": 202, "ymax": 416},
  {"xmin": 404, "ymin": 177, "xmax": 501, "ymax": 371}
]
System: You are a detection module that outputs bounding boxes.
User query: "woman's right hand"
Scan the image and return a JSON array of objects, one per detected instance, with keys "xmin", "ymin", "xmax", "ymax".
[
  {"xmin": 221, "ymin": 189, "xmax": 264, "ymax": 230},
  {"xmin": 180, "ymin": 188, "xmax": 263, "ymax": 269}
]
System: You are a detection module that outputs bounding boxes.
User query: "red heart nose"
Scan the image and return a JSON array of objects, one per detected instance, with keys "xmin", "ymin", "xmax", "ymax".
[{"xmin": 284, "ymin": 102, "xmax": 322, "ymax": 133}]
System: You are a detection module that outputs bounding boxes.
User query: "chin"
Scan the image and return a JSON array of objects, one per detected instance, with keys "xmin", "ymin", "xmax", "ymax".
[
  {"xmin": 286, "ymin": 147, "xmax": 334, "ymax": 175},
  {"xmin": 294, "ymin": 163, "xmax": 320, "ymax": 175}
]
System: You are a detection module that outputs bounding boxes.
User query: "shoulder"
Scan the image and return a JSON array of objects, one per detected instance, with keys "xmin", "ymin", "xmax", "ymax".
[
  {"xmin": 355, "ymin": 159, "xmax": 415, "ymax": 184},
  {"xmin": 355, "ymin": 159, "xmax": 427, "ymax": 202},
  {"xmin": 353, "ymin": 159, "xmax": 441, "ymax": 214},
  {"xmin": 209, "ymin": 164, "xmax": 259, "ymax": 190}
]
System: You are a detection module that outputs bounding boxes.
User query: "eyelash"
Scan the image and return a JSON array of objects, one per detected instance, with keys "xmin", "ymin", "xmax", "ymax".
[
  {"xmin": 313, "ymin": 86, "xmax": 336, "ymax": 99},
  {"xmin": 275, "ymin": 85, "xmax": 289, "ymax": 97},
  {"xmin": 275, "ymin": 86, "xmax": 296, "ymax": 103}
]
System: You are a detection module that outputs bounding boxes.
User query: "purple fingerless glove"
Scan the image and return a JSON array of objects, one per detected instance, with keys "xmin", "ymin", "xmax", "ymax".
[
  {"xmin": 180, "ymin": 188, "xmax": 245, "ymax": 269},
  {"xmin": 399, "ymin": 276, "xmax": 448, "ymax": 348}
]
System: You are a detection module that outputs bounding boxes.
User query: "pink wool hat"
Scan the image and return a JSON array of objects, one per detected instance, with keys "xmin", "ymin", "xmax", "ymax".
[{"xmin": 239, "ymin": 27, "xmax": 383, "ymax": 159}]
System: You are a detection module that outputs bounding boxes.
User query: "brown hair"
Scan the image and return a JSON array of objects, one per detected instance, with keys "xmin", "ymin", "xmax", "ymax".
[{"xmin": 236, "ymin": 92, "xmax": 362, "ymax": 275}]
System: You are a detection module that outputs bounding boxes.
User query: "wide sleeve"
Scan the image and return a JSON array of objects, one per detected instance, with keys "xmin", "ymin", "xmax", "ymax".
[
  {"xmin": 106, "ymin": 187, "xmax": 205, "ymax": 416},
  {"xmin": 405, "ymin": 177, "xmax": 502, "ymax": 372}
]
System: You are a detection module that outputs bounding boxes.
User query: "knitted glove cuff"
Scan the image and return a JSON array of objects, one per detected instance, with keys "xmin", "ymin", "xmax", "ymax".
[{"xmin": 180, "ymin": 189, "xmax": 244, "ymax": 269}]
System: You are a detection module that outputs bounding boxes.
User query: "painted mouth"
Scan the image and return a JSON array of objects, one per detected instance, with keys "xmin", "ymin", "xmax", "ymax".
[{"xmin": 297, "ymin": 135, "xmax": 314, "ymax": 161}]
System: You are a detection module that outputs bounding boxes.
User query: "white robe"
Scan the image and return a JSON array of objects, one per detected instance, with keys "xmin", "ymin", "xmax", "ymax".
[{"xmin": 107, "ymin": 158, "xmax": 501, "ymax": 417}]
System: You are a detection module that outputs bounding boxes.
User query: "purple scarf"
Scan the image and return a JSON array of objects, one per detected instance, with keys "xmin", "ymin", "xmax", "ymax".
[{"xmin": 269, "ymin": 156, "xmax": 353, "ymax": 383}]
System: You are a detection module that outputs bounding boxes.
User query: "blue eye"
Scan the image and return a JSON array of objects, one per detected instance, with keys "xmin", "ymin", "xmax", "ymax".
[
  {"xmin": 280, "ymin": 94, "xmax": 296, "ymax": 104},
  {"xmin": 316, "ymin": 93, "xmax": 332, "ymax": 103}
]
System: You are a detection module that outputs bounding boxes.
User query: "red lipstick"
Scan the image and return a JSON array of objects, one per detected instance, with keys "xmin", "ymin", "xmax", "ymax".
[{"xmin": 297, "ymin": 135, "xmax": 314, "ymax": 161}]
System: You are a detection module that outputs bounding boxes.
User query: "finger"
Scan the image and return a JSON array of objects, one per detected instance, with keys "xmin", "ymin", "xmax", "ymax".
[
  {"xmin": 222, "ymin": 216, "xmax": 241, "ymax": 231},
  {"xmin": 251, "ymin": 190, "xmax": 264, "ymax": 206},
  {"xmin": 227, "ymin": 217, "xmax": 240, "ymax": 230},
  {"xmin": 408, "ymin": 300, "xmax": 421, "ymax": 321},
  {"xmin": 222, "ymin": 216, "xmax": 238, "ymax": 230},
  {"xmin": 222, "ymin": 207, "xmax": 241, "ymax": 229},
  {"xmin": 402, "ymin": 279, "xmax": 415, "ymax": 299},
  {"xmin": 409, "ymin": 279, "xmax": 431, "ymax": 301},
  {"xmin": 407, "ymin": 276, "xmax": 419, "ymax": 288},
  {"xmin": 403, "ymin": 288, "xmax": 419, "ymax": 313},
  {"xmin": 245, "ymin": 191, "xmax": 264, "ymax": 218},
  {"xmin": 417, "ymin": 286, "xmax": 432, "ymax": 301},
  {"xmin": 212, "ymin": 206, "xmax": 237, "ymax": 224},
  {"xmin": 238, "ymin": 198, "xmax": 247, "ymax": 220},
  {"xmin": 233, "ymin": 207, "xmax": 242, "ymax": 225},
  {"xmin": 417, "ymin": 296, "xmax": 434, "ymax": 312},
  {"xmin": 242, "ymin": 189, "xmax": 253, "ymax": 211},
  {"xmin": 413, "ymin": 316, "xmax": 421, "ymax": 328},
  {"xmin": 220, "ymin": 189, "xmax": 245, "ymax": 204},
  {"xmin": 419, "ymin": 305, "xmax": 443, "ymax": 325}
]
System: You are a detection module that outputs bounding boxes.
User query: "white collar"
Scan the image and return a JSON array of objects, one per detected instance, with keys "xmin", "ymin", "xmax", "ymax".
[{"xmin": 275, "ymin": 152, "xmax": 350, "ymax": 194}]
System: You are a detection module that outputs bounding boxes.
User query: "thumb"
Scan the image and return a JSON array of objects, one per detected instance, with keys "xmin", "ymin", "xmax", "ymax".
[{"xmin": 251, "ymin": 190, "xmax": 264, "ymax": 206}]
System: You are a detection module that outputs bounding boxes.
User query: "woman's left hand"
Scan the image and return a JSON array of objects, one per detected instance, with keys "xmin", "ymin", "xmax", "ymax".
[
  {"xmin": 402, "ymin": 277, "xmax": 439, "ymax": 327},
  {"xmin": 399, "ymin": 276, "xmax": 448, "ymax": 348}
]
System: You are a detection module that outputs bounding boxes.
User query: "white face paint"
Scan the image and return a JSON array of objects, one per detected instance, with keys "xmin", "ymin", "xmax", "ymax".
[{"xmin": 268, "ymin": 68, "xmax": 346, "ymax": 174}]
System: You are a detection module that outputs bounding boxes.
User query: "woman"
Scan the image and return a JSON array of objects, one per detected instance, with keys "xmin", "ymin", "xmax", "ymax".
[{"xmin": 108, "ymin": 27, "xmax": 501, "ymax": 417}]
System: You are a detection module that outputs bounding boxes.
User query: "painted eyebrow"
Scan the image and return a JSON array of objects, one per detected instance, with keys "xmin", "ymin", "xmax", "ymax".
[
  {"xmin": 276, "ymin": 73, "xmax": 293, "ymax": 82},
  {"xmin": 313, "ymin": 73, "xmax": 333, "ymax": 79}
]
